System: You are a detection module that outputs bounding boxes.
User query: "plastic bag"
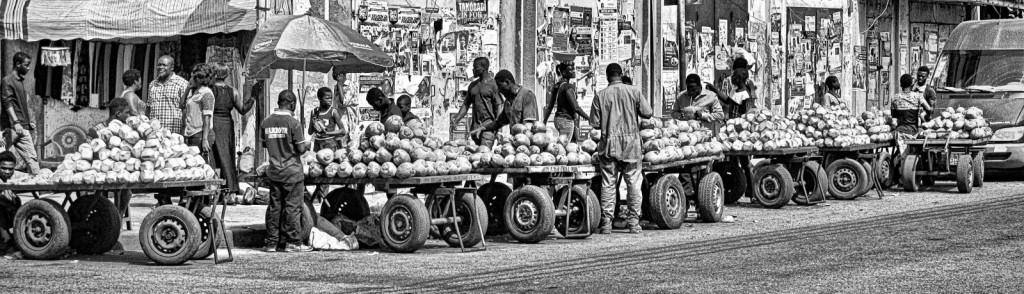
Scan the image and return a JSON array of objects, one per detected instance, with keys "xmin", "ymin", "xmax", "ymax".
[{"xmin": 309, "ymin": 227, "xmax": 358, "ymax": 251}]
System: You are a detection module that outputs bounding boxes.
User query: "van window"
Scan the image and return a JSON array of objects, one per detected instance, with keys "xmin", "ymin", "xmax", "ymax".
[{"xmin": 937, "ymin": 50, "xmax": 1024, "ymax": 92}]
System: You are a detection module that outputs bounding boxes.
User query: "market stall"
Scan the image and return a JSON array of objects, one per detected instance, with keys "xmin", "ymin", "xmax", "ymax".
[{"xmin": 902, "ymin": 107, "xmax": 993, "ymax": 194}]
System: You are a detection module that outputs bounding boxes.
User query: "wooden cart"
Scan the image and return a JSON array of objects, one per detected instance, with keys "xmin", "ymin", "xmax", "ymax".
[
  {"xmin": 472, "ymin": 165, "xmax": 598, "ymax": 243},
  {"xmin": 632, "ymin": 155, "xmax": 724, "ymax": 229},
  {"xmin": 0, "ymin": 180, "xmax": 231, "ymax": 265},
  {"xmin": 902, "ymin": 138, "xmax": 987, "ymax": 193},
  {"xmin": 723, "ymin": 147, "xmax": 826, "ymax": 208},
  {"xmin": 819, "ymin": 142, "xmax": 896, "ymax": 200}
]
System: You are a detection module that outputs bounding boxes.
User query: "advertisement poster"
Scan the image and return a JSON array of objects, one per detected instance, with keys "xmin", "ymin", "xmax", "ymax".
[
  {"xmin": 552, "ymin": 7, "xmax": 570, "ymax": 51},
  {"xmin": 698, "ymin": 27, "xmax": 715, "ymax": 81},
  {"xmin": 358, "ymin": 74, "xmax": 386, "ymax": 93},
  {"xmin": 570, "ymin": 6, "xmax": 587, "ymax": 26},
  {"xmin": 449, "ymin": 113, "xmax": 470, "ymax": 141},
  {"xmin": 716, "ymin": 19, "xmax": 729, "ymax": 70},
  {"xmin": 456, "ymin": 0, "xmax": 487, "ymax": 26},
  {"xmin": 573, "ymin": 27, "xmax": 594, "ymax": 55}
]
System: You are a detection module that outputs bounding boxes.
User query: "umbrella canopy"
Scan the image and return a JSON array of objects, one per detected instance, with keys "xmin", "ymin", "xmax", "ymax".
[{"xmin": 244, "ymin": 15, "xmax": 394, "ymax": 78}]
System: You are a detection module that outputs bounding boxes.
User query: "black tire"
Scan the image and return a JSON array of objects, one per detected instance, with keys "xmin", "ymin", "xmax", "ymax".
[
  {"xmin": 379, "ymin": 195, "xmax": 430, "ymax": 253},
  {"xmin": 322, "ymin": 188, "xmax": 371, "ymax": 221},
  {"xmin": 792, "ymin": 161, "xmax": 827, "ymax": 206},
  {"xmin": 68, "ymin": 195, "xmax": 121, "ymax": 255},
  {"xmin": 859, "ymin": 160, "xmax": 875, "ymax": 195},
  {"xmin": 714, "ymin": 162, "xmax": 747, "ymax": 204},
  {"xmin": 956, "ymin": 155, "xmax": 974, "ymax": 193},
  {"xmin": 477, "ymin": 182, "xmax": 512, "ymax": 236},
  {"xmin": 504, "ymin": 185, "xmax": 555, "ymax": 243},
  {"xmin": 584, "ymin": 186, "xmax": 601, "ymax": 233},
  {"xmin": 191, "ymin": 207, "xmax": 215, "ymax": 260},
  {"xmin": 431, "ymin": 192, "xmax": 488, "ymax": 248},
  {"xmin": 553, "ymin": 185, "xmax": 598, "ymax": 238},
  {"xmin": 827, "ymin": 158, "xmax": 868, "ymax": 200},
  {"xmin": 642, "ymin": 174, "xmax": 686, "ymax": 229},
  {"xmin": 973, "ymin": 151, "xmax": 985, "ymax": 187},
  {"xmin": 875, "ymin": 152, "xmax": 895, "ymax": 189},
  {"xmin": 751, "ymin": 164, "xmax": 794, "ymax": 209},
  {"xmin": 902, "ymin": 155, "xmax": 921, "ymax": 192},
  {"xmin": 139, "ymin": 205, "xmax": 201, "ymax": 265},
  {"xmin": 696, "ymin": 172, "xmax": 725, "ymax": 222},
  {"xmin": 14, "ymin": 198, "xmax": 71, "ymax": 260}
]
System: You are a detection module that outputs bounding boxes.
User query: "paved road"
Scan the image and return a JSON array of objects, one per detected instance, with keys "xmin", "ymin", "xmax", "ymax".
[{"xmin": 2, "ymin": 177, "xmax": 1024, "ymax": 293}]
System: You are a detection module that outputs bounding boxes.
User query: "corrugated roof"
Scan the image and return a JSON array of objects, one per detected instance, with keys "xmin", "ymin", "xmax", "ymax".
[{"xmin": 945, "ymin": 19, "xmax": 1024, "ymax": 51}]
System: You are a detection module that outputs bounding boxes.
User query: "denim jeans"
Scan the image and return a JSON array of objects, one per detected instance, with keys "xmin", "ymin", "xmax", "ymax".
[{"xmin": 266, "ymin": 180, "xmax": 304, "ymax": 246}]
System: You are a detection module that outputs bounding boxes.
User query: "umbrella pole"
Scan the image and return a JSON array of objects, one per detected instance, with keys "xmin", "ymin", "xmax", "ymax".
[{"xmin": 301, "ymin": 59, "xmax": 307, "ymax": 130}]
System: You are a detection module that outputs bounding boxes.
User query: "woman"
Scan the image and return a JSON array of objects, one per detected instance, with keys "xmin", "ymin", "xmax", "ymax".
[
  {"xmin": 210, "ymin": 63, "xmax": 257, "ymax": 200},
  {"xmin": 821, "ymin": 76, "xmax": 843, "ymax": 107},
  {"xmin": 182, "ymin": 63, "xmax": 216, "ymax": 157},
  {"xmin": 892, "ymin": 74, "xmax": 932, "ymax": 137},
  {"xmin": 120, "ymin": 69, "xmax": 146, "ymax": 116}
]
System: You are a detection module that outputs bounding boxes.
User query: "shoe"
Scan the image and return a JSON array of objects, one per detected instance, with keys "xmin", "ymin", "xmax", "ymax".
[
  {"xmin": 263, "ymin": 245, "xmax": 277, "ymax": 253},
  {"xmin": 628, "ymin": 226, "xmax": 642, "ymax": 234},
  {"xmin": 598, "ymin": 217, "xmax": 612, "ymax": 234},
  {"xmin": 283, "ymin": 244, "xmax": 313, "ymax": 252}
]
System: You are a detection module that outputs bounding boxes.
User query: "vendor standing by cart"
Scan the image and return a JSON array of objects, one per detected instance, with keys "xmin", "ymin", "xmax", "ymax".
[
  {"xmin": 453, "ymin": 57, "xmax": 502, "ymax": 147},
  {"xmin": 468, "ymin": 70, "xmax": 539, "ymax": 136},
  {"xmin": 309, "ymin": 87, "xmax": 347, "ymax": 204},
  {"xmin": 261, "ymin": 90, "xmax": 313, "ymax": 253},
  {"xmin": 893, "ymin": 74, "xmax": 933, "ymax": 138},
  {"xmin": 366, "ymin": 87, "xmax": 403, "ymax": 123},
  {"xmin": 1, "ymin": 52, "xmax": 39, "ymax": 175},
  {"xmin": 590, "ymin": 63, "xmax": 653, "ymax": 234},
  {"xmin": 672, "ymin": 74, "xmax": 724, "ymax": 131}
]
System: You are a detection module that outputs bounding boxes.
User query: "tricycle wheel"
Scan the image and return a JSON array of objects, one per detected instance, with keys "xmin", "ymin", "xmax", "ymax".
[
  {"xmin": 973, "ymin": 151, "xmax": 985, "ymax": 187},
  {"xmin": 827, "ymin": 158, "xmax": 868, "ymax": 200},
  {"xmin": 875, "ymin": 152, "xmax": 895, "ymax": 189},
  {"xmin": 190, "ymin": 206, "xmax": 214, "ymax": 260},
  {"xmin": 477, "ymin": 182, "xmax": 512, "ymax": 236},
  {"xmin": 956, "ymin": 155, "xmax": 974, "ymax": 193},
  {"xmin": 696, "ymin": 172, "xmax": 724, "ymax": 222},
  {"xmin": 68, "ymin": 194, "xmax": 120, "ymax": 255},
  {"xmin": 554, "ymin": 185, "xmax": 598, "ymax": 238},
  {"xmin": 902, "ymin": 155, "xmax": 921, "ymax": 192},
  {"xmin": 14, "ymin": 198, "xmax": 70, "ymax": 260},
  {"xmin": 713, "ymin": 162, "xmax": 747, "ymax": 204},
  {"xmin": 139, "ymin": 205, "xmax": 201, "ymax": 265},
  {"xmin": 644, "ymin": 174, "xmax": 686, "ymax": 229},
  {"xmin": 792, "ymin": 161, "xmax": 827, "ymax": 206},
  {"xmin": 752, "ymin": 164, "xmax": 794, "ymax": 209},
  {"xmin": 380, "ymin": 195, "xmax": 429, "ymax": 253},
  {"xmin": 432, "ymin": 192, "xmax": 488, "ymax": 248},
  {"xmin": 504, "ymin": 185, "xmax": 554, "ymax": 243}
]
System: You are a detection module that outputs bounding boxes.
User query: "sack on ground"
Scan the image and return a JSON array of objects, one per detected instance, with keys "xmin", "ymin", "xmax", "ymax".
[
  {"xmin": 354, "ymin": 215, "xmax": 381, "ymax": 248},
  {"xmin": 309, "ymin": 227, "xmax": 358, "ymax": 251}
]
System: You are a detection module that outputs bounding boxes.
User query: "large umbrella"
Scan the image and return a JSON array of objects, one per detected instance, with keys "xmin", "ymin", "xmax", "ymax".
[{"xmin": 245, "ymin": 14, "xmax": 394, "ymax": 78}]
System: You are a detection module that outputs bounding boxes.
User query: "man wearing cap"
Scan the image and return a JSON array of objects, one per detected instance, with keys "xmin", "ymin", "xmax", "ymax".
[
  {"xmin": 261, "ymin": 90, "xmax": 313, "ymax": 253},
  {"xmin": 468, "ymin": 70, "xmax": 539, "ymax": 136},
  {"xmin": 453, "ymin": 57, "xmax": 502, "ymax": 147}
]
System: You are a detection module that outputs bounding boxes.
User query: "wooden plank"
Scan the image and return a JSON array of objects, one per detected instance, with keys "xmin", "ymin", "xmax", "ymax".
[
  {"xmin": 304, "ymin": 174, "xmax": 486, "ymax": 186},
  {"xmin": 906, "ymin": 138, "xmax": 989, "ymax": 146},
  {"xmin": 642, "ymin": 155, "xmax": 723, "ymax": 171},
  {"xmin": 819, "ymin": 142, "xmax": 895, "ymax": 152},
  {"xmin": 0, "ymin": 180, "xmax": 225, "ymax": 192},
  {"xmin": 723, "ymin": 146, "xmax": 819, "ymax": 156},
  {"xmin": 472, "ymin": 165, "xmax": 595, "ymax": 175}
]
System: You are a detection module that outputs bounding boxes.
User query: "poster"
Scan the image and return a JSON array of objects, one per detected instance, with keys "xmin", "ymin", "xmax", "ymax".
[
  {"xmin": 552, "ymin": 7, "xmax": 570, "ymax": 51},
  {"xmin": 574, "ymin": 27, "xmax": 594, "ymax": 55},
  {"xmin": 456, "ymin": 0, "xmax": 487, "ymax": 26},
  {"xmin": 395, "ymin": 9, "xmax": 420, "ymax": 27},
  {"xmin": 570, "ymin": 6, "xmax": 587, "ymax": 26},
  {"xmin": 716, "ymin": 19, "xmax": 729, "ymax": 70}
]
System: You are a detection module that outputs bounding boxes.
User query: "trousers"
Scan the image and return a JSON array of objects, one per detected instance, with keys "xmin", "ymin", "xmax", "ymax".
[
  {"xmin": 598, "ymin": 156, "xmax": 643, "ymax": 225},
  {"xmin": 266, "ymin": 180, "xmax": 304, "ymax": 246}
]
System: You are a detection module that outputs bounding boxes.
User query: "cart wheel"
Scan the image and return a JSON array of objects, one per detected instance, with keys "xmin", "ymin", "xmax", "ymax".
[
  {"xmin": 827, "ymin": 158, "xmax": 868, "ymax": 200},
  {"xmin": 431, "ymin": 192, "xmax": 488, "ymax": 248},
  {"xmin": 14, "ymin": 198, "xmax": 71, "ymax": 260},
  {"xmin": 902, "ymin": 155, "xmax": 921, "ymax": 192},
  {"xmin": 973, "ymin": 151, "xmax": 985, "ymax": 187},
  {"xmin": 696, "ymin": 172, "xmax": 724, "ymax": 222},
  {"xmin": 380, "ymin": 195, "xmax": 429, "ymax": 253},
  {"xmin": 191, "ymin": 207, "xmax": 214, "ymax": 260},
  {"xmin": 554, "ymin": 185, "xmax": 598, "ymax": 238},
  {"xmin": 322, "ymin": 188, "xmax": 371, "ymax": 222},
  {"xmin": 713, "ymin": 162, "xmax": 747, "ymax": 204},
  {"xmin": 643, "ymin": 174, "xmax": 686, "ymax": 229},
  {"xmin": 752, "ymin": 164, "xmax": 794, "ymax": 209},
  {"xmin": 139, "ymin": 205, "xmax": 201, "ymax": 265},
  {"xmin": 875, "ymin": 152, "xmax": 895, "ymax": 189},
  {"xmin": 585, "ymin": 186, "xmax": 601, "ymax": 233},
  {"xmin": 504, "ymin": 185, "xmax": 554, "ymax": 243},
  {"xmin": 68, "ymin": 194, "xmax": 120, "ymax": 255},
  {"xmin": 477, "ymin": 182, "xmax": 512, "ymax": 236},
  {"xmin": 859, "ymin": 160, "xmax": 875, "ymax": 195},
  {"xmin": 956, "ymin": 155, "xmax": 974, "ymax": 193},
  {"xmin": 792, "ymin": 161, "xmax": 827, "ymax": 206}
]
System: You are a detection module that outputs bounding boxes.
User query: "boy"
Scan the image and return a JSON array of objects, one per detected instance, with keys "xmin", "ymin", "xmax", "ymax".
[{"xmin": 261, "ymin": 90, "xmax": 313, "ymax": 253}]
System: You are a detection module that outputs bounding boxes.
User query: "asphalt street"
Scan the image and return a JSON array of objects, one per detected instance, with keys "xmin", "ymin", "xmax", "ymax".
[{"xmin": 2, "ymin": 175, "xmax": 1024, "ymax": 293}]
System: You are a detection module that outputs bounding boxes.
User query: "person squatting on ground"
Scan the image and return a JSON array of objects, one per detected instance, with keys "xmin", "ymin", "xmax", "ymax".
[
  {"xmin": 543, "ymin": 62, "xmax": 591, "ymax": 142},
  {"xmin": 1, "ymin": 52, "xmax": 40, "ymax": 175},
  {"xmin": 590, "ymin": 63, "xmax": 653, "ymax": 234},
  {"xmin": 0, "ymin": 151, "xmax": 24, "ymax": 253},
  {"xmin": 453, "ymin": 57, "xmax": 502, "ymax": 147},
  {"xmin": 261, "ymin": 90, "xmax": 313, "ymax": 253}
]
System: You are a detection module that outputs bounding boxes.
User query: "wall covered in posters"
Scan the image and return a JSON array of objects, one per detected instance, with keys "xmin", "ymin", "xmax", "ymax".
[{"xmin": 785, "ymin": 6, "xmax": 842, "ymax": 113}]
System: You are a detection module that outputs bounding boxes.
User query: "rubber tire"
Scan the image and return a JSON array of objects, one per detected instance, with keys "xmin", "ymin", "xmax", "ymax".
[
  {"xmin": 956, "ymin": 155, "xmax": 974, "ymax": 193},
  {"xmin": 434, "ymin": 192, "xmax": 488, "ymax": 248},
  {"xmin": 477, "ymin": 182, "xmax": 512, "ymax": 236},
  {"xmin": 714, "ymin": 162, "xmax": 747, "ymax": 205},
  {"xmin": 68, "ymin": 195, "xmax": 120, "ymax": 255},
  {"xmin": 139, "ymin": 205, "xmax": 201, "ymax": 265},
  {"xmin": 827, "ymin": 158, "xmax": 869, "ymax": 200},
  {"xmin": 696, "ymin": 172, "xmax": 725, "ymax": 222},
  {"xmin": 859, "ymin": 160, "xmax": 875, "ymax": 196},
  {"xmin": 191, "ymin": 207, "xmax": 215, "ymax": 260},
  {"xmin": 752, "ymin": 164, "xmax": 794, "ymax": 209},
  {"xmin": 875, "ymin": 152, "xmax": 895, "ymax": 189},
  {"xmin": 504, "ymin": 185, "xmax": 555, "ymax": 244},
  {"xmin": 14, "ymin": 198, "xmax": 71, "ymax": 260},
  {"xmin": 553, "ymin": 185, "xmax": 598, "ymax": 238},
  {"xmin": 902, "ymin": 155, "xmax": 921, "ymax": 192},
  {"xmin": 641, "ymin": 175, "xmax": 686, "ymax": 229},
  {"xmin": 973, "ymin": 151, "xmax": 985, "ymax": 187},
  {"xmin": 379, "ymin": 195, "xmax": 429, "ymax": 253},
  {"xmin": 792, "ymin": 161, "xmax": 827, "ymax": 206},
  {"xmin": 322, "ymin": 188, "xmax": 371, "ymax": 222},
  {"xmin": 584, "ymin": 186, "xmax": 601, "ymax": 233}
]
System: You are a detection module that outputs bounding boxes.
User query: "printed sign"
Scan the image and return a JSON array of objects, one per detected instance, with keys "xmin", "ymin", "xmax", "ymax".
[{"xmin": 456, "ymin": 0, "xmax": 487, "ymax": 26}]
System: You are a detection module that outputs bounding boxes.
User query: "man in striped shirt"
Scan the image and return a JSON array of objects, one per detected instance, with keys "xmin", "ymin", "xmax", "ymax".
[{"xmin": 148, "ymin": 55, "xmax": 189, "ymax": 134}]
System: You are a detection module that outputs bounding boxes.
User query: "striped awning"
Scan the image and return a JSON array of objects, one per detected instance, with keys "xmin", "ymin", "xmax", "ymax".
[{"xmin": 0, "ymin": 0, "xmax": 258, "ymax": 42}]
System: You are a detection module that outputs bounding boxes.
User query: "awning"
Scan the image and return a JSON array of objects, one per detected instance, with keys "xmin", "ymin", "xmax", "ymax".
[{"xmin": 0, "ymin": 0, "xmax": 258, "ymax": 42}]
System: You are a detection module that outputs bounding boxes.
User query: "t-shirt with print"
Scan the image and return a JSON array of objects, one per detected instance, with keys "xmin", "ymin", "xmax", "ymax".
[
  {"xmin": 184, "ymin": 87, "xmax": 215, "ymax": 137},
  {"xmin": 261, "ymin": 110, "xmax": 305, "ymax": 183}
]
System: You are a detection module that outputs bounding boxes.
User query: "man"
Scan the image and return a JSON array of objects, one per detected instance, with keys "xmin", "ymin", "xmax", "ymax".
[
  {"xmin": 148, "ymin": 55, "xmax": 190, "ymax": 134},
  {"xmin": 712, "ymin": 57, "xmax": 758, "ymax": 119},
  {"xmin": 366, "ymin": 87, "xmax": 403, "ymax": 123},
  {"xmin": 261, "ymin": 90, "xmax": 313, "ymax": 253},
  {"xmin": 0, "ymin": 52, "xmax": 39, "ymax": 175},
  {"xmin": 543, "ymin": 63, "xmax": 591, "ymax": 142},
  {"xmin": 590, "ymin": 63, "xmax": 653, "ymax": 234},
  {"xmin": 0, "ymin": 151, "xmax": 23, "ymax": 253},
  {"xmin": 453, "ymin": 57, "xmax": 502, "ymax": 147},
  {"xmin": 332, "ymin": 67, "xmax": 360, "ymax": 150},
  {"xmin": 914, "ymin": 66, "xmax": 937, "ymax": 119},
  {"xmin": 397, "ymin": 95, "xmax": 420, "ymax": 123},
  {"xmin": 469, "ymin": 70, "xmax": 539, "ymax": 136},
  {"xmin": 672, "ymin": 74, "xmax": 725, "ymax": 131}
]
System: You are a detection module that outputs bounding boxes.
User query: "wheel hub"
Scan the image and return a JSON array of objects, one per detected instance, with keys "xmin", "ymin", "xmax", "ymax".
[
  {"xmin": 24, "ymin": 213, "xmax": 52, "ymax": 247},
  {"xmin": 387, "ymin": 207, "xmax": 412, "ymax": 242},
  {"xmin": 666, "ymin": 187, "xmax": 681, "ymax": 218},
  {"xmin": 760, "ymin": 175, "xmax": 781, "ymax": 199},
  {"xmin": 834, "ymin": 168, "xmax": 858, "ymax": 192},
  {"xmin": 152, "ymin": 218, "xmax": 187, "ymax": 253},
  {"xmin": 513, "ymin": 199, "xmax": 539, "ymax": 230},
  {"xmin": 712, "ymin": 184, "xmax": 723, "ymax": 214}
]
